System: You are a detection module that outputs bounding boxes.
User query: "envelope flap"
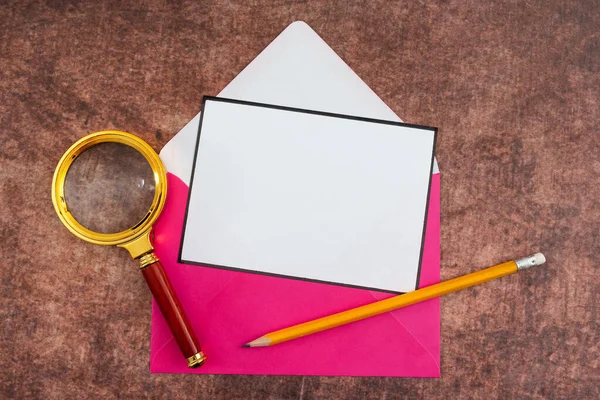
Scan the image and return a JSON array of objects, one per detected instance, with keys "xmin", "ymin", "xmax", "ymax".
[{"xmin": 160, "ymin": 21, "xmax": 438, "ymax": 186}]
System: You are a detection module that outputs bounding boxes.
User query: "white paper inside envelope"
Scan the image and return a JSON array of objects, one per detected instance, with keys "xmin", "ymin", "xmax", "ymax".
[{"xmin": 179, "ymin": 97, "xmax": 436, "ymax": 293}]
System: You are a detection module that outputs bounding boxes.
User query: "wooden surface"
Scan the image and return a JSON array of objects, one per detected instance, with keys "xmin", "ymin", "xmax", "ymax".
[{"xmin": 1, "ymin": 1, "xmax": 599, "ymax": 399}]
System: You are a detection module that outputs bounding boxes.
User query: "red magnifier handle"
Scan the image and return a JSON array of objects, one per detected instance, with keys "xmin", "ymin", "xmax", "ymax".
[{"xmin": 140, "ymin": 256, "xmax": 205, "ymax": 368}]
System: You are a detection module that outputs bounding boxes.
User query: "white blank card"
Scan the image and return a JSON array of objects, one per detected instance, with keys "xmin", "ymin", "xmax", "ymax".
[{"xmin": 180, "ymin": 97, "xmax": 436, "ymax": 293}]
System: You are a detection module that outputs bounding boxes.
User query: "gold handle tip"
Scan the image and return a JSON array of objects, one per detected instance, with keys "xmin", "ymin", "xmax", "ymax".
[
  {"xmin": 516, "ymin": 253, "xmax": 546, "ymax": 270},
  {"xmin": 187, "ymin": 352, "xmax": 206, "ymax": 368}
]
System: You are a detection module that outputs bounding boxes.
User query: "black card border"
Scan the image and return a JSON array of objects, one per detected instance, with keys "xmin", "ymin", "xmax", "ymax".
[{"xmin": 178, "ymin": 96, "xmax": 438, "ymax": 294}]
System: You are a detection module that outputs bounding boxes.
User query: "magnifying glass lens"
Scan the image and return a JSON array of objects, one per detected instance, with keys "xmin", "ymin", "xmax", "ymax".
[{"xmin": 64, "ymin": 142, "xmax": 156, "ymax": 234}]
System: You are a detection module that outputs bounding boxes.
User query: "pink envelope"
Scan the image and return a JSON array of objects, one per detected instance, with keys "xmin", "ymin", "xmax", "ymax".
[{"xmin": 149, "ymin": 172, "xmax": 440, "ymax": 376}]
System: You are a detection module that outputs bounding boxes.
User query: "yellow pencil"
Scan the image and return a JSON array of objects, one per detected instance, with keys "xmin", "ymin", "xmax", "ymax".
[{"xmin": 243, "ymin": 253, "xmax": 546, "ymax": 347}]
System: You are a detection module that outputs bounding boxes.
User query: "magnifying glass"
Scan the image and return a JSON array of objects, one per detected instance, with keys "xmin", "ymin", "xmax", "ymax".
[{"xmin": 51, "ymin": 130, "xmax": 205, "ymax": 368}]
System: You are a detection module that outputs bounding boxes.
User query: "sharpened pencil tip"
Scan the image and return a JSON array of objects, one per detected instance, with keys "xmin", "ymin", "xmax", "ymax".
[{"xmin": 241, "ymin": 344, "xmax": 250, "ymax": 348}]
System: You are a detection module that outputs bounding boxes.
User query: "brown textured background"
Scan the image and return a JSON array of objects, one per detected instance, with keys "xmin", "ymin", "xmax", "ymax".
[{"xmin": 1, "ymin": 0, "xmax": 599, "ymax": 399}]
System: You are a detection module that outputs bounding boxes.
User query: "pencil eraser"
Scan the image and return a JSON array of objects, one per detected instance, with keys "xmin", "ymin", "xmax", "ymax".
[{"xmin": 533, "ymin": 253, "xmax": 546, "ymax": 265}]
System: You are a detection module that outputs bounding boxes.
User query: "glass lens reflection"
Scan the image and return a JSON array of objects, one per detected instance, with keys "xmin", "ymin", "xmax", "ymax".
[{"xmin": 64, "ymin": 142, "xmax": 156, "ymax": 234}]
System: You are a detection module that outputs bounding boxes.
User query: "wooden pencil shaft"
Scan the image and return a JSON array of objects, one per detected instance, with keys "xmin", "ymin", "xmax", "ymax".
[{"xmin": 266, "ymin": 260, "xmax": 518, "ymax": 345}]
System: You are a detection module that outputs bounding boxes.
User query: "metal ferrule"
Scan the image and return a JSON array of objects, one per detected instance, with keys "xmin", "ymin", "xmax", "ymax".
[
  {"xmin": 516, "ymin": 254, "xmax": 541, "ymax": 270},
  {"xmin": 139, "ymin": 252, "xmax": 160, "ymax": 269}
]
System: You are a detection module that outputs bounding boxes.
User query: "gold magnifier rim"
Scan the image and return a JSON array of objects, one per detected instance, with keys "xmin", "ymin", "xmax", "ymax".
[{"xmin": 51, "ymin": 130, "xmax": 167, "ymax": 246}]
